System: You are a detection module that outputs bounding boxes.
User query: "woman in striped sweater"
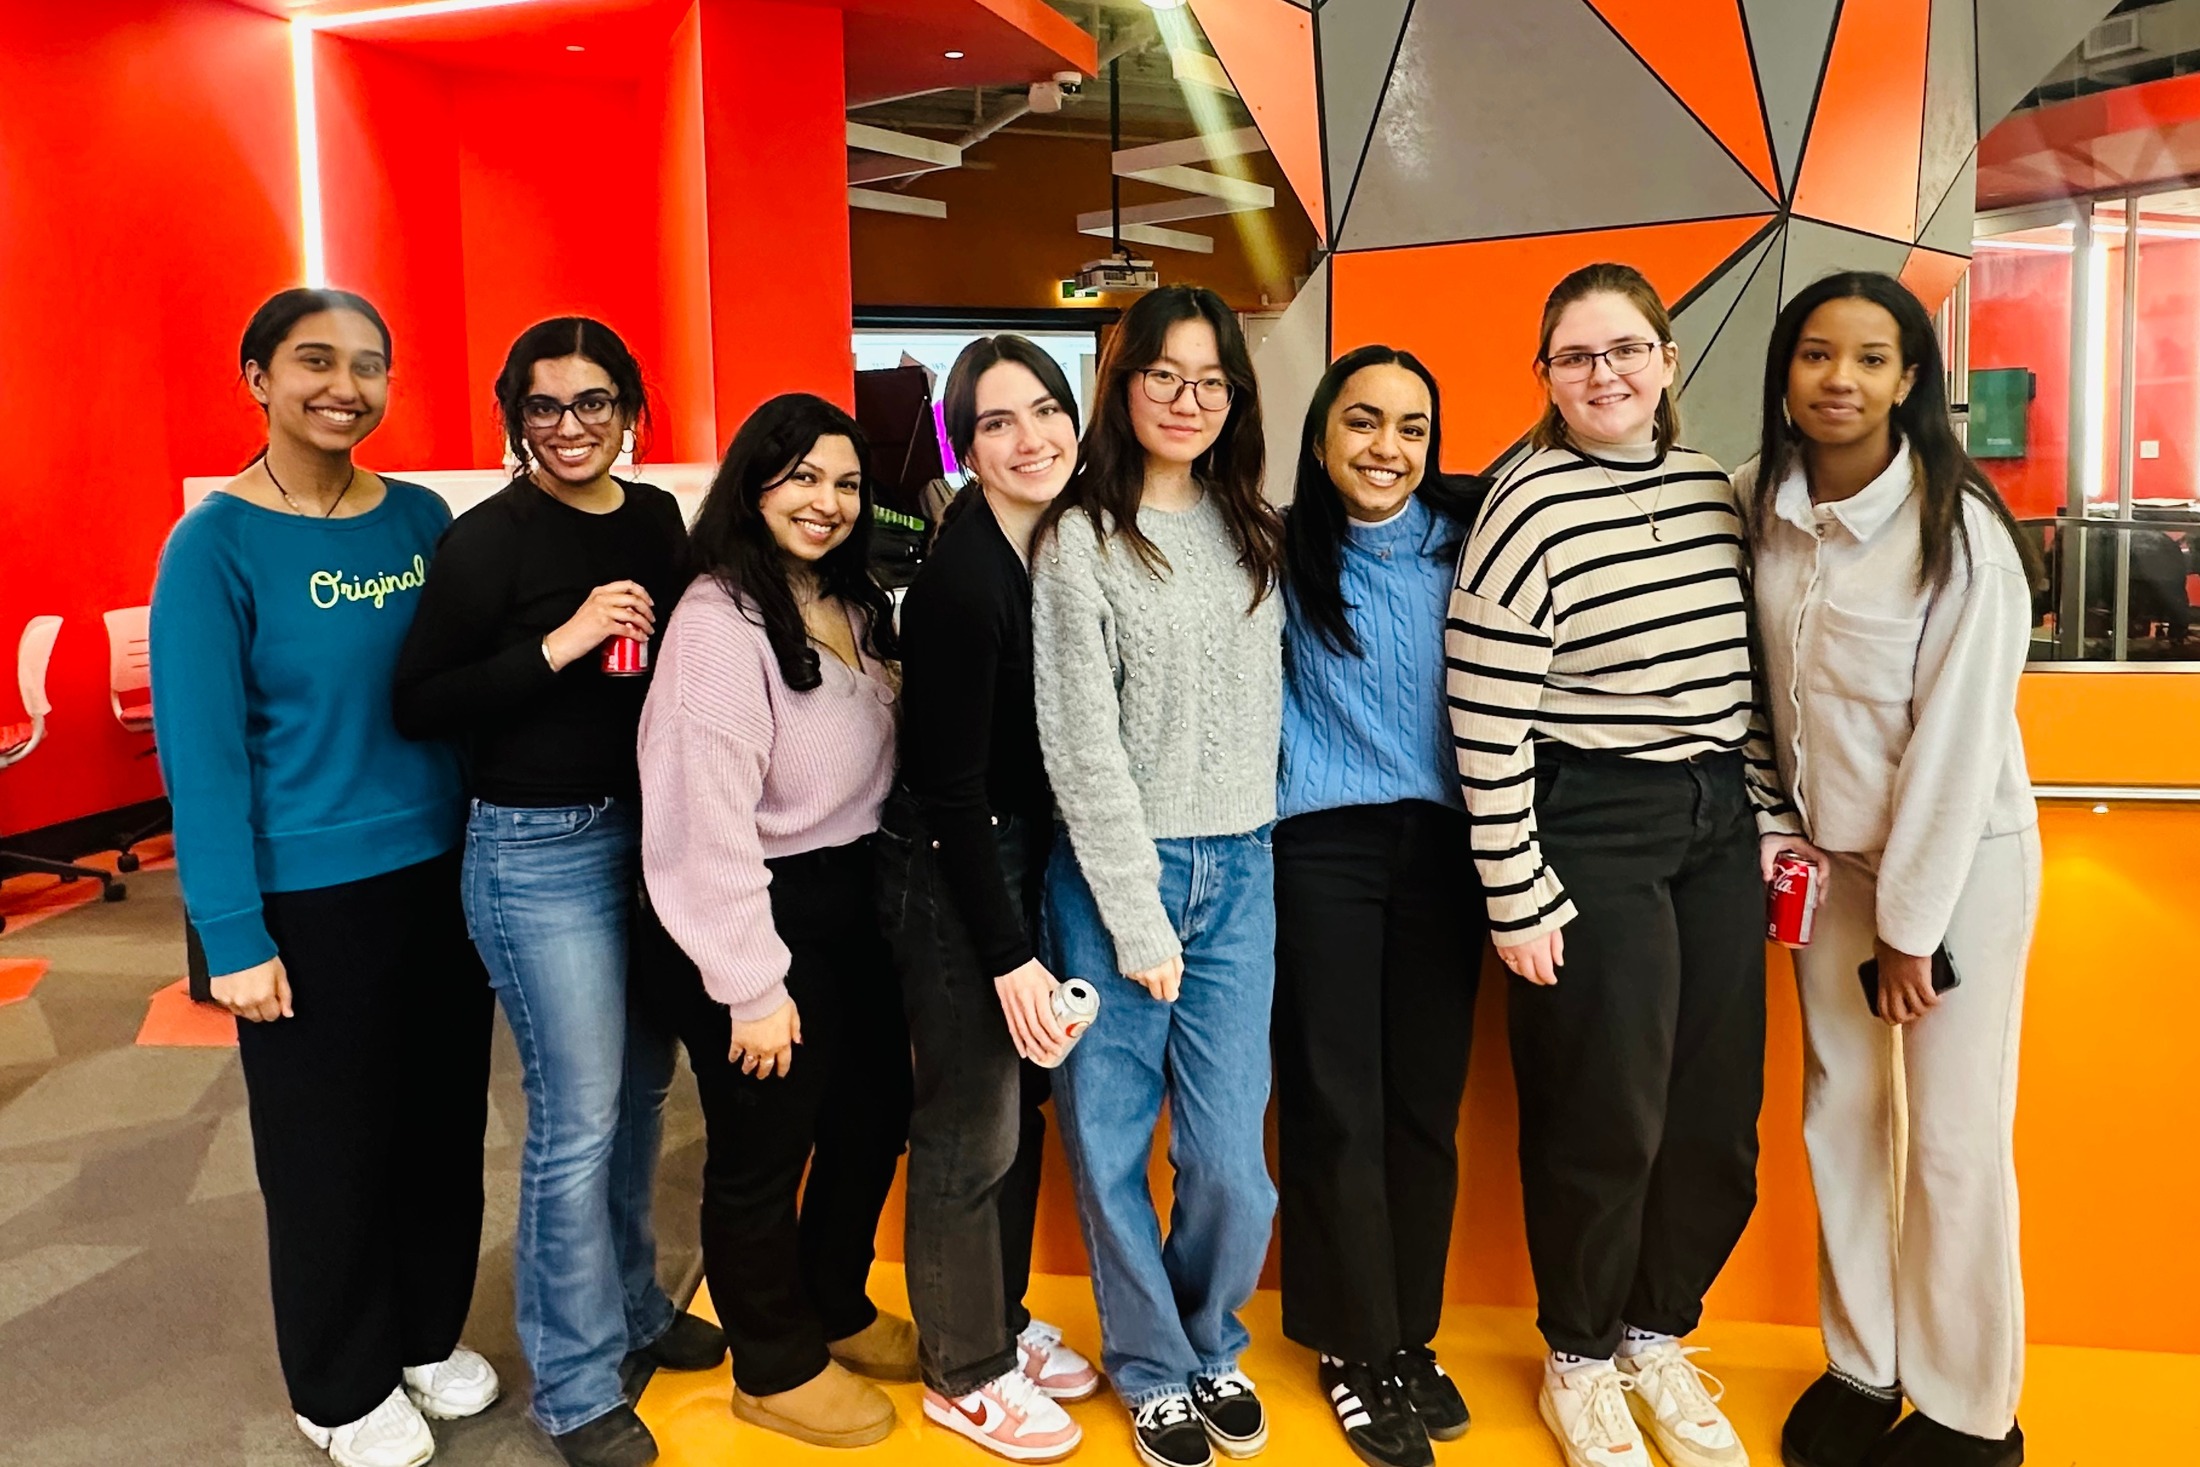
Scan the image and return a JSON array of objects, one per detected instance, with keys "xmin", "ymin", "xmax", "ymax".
[
  {"xmin": 634, "ymin": 393, "xmax": 915, "ymax": 1451},
  {"xmin": 1445, "ymin": 263, "xmax": 1819, "ymax": 1467}
]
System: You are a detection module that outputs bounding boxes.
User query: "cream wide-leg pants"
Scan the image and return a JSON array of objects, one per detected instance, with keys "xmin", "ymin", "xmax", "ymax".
[{"xmin": 1790, "ymin": 827, "xmax": 2041, "ymax": 1439}]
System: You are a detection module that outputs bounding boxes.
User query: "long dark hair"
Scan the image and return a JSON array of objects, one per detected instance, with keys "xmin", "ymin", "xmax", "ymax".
[
  {"xmin": 1037, "ymin": 285, "xmax": 1282, "ymax": 609},
  {"xmin": 239, "ymin": 287, "xmax": 392, "ymax": 464},
  {"xmin": 689, "ymin": 393, "xmax": 898, "ymax": 692},
  {"xmin": 1752, "ymin": 271, "xmax": 2040, "ymax": 589},
  {"xmin": 1528, "ymin": 262, "xmax": 1681, "ymax": 454},
  {"xmin": 1283, "ymin": 344, "xmax": 1477, "ymax": 656},
  {"xmin": 493, "ymin": 316, "xmax": 653, "ymax": 471},
  {"xmin": 937, "ymin": 334, "xmax": 1082, "ymax": 534}
]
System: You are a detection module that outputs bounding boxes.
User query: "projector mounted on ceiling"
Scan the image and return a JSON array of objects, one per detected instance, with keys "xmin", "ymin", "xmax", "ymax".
[{"xmin": 1076, "ymin": 253, "xmax": 1159, "ymax": 293}]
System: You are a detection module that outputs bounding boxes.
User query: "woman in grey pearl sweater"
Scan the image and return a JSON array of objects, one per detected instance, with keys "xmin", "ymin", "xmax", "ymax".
[{"xmin": 1030, "ymin": 285, "xmax": 1285, "ymax": 1467}]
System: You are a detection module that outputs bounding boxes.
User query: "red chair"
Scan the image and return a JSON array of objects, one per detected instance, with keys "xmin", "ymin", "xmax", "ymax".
[
  {"xmin": 1, "ymin": 616, "xmax": 126, "ymax": 932},
  {"xmin": 102, "ymin": 606, "xmax": 167, "ymax": 872}
]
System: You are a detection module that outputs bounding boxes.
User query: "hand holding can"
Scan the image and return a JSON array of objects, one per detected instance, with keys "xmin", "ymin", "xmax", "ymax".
[
  {"xmin": 601, "ymin": 634, "xmax": 650, "ymax": 676},
  {"xmin": 1034, "ymin": 979, "xmax": 1100, "ymax": 1069},
  {"xmin": 1767, "ymin": 853, "xmax": 1818, "ymax": 947}
]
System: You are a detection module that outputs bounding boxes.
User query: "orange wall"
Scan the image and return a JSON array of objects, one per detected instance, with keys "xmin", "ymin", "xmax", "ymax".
[
  {"xmin": 850, "ymin": 131, "xmax": 1319, "ymax": 314},
  {"xmin": 0, "ymin": 0, "xmax": 298, "ymax": 837}
]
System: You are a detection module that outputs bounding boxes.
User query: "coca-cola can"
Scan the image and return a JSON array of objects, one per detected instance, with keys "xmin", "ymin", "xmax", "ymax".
[
  {"xmin": 600, "ymin": 635, "xmax": 650, "ymax": 677},
  {"xmin": 1767, "ymin": 853, "xmax": 1818, "ymax": 948},
  {"xmin": 1035, "ymin": 979, "xmax": 1101, "ymax": 1070}
]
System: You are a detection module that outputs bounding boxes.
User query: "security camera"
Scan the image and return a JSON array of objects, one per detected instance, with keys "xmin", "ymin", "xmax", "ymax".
[{"xmin": 1053, "ymin": 71, "xmax": 1084, "ymax": 95}]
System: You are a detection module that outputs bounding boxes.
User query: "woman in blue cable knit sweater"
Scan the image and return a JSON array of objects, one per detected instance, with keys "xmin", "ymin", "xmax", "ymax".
[{"xmin": 1272, "ymin": 345, "xmax": 1489, "ymax": 1467}]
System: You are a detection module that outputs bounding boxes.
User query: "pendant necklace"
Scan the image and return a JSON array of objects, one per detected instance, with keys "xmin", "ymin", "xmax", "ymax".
[
  {"xmin": 1594, "ymin": 460, "xmax": 1666, "ymax": 540},
  {"xmin": 267, "ymin": 459, "xmax": 357, "ymax": 518}
]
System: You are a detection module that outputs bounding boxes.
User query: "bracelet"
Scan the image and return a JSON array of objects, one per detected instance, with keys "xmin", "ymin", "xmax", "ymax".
[{"xmin": 540, "ymin": 639, "xmax": 558, "ymax": 672}]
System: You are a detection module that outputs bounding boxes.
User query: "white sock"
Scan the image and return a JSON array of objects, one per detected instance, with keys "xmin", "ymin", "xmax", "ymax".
[
  {"xmin": 1617, "ymin": 1326, "xmax": 1675, "ymax": 1360},
  {"xmin": 1548, "ymin": 1351, "xmax": 1610, "ymax": 1377}
]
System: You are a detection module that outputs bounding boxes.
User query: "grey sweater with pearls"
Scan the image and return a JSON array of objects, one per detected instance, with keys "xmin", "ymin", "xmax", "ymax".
[{"xmin": 1030, "ymin": 491, "xmax": 1284, "ymax": 973}]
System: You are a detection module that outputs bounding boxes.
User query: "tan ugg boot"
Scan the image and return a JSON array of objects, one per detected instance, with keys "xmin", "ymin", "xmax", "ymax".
[
  {"xmin": 731, "ymin": 1361, "xmax": 896, "ymax": 1448},
  {"xmin": 827, "ymin": 1311, "xmax": 921, "ymax": 1383}
]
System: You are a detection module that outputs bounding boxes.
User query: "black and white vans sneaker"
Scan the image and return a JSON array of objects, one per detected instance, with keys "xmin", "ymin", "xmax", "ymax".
[
  {"xmin": 1321, "ymin": 1356, "xmax": 1433, "ymax": 1467},
  {"xmin": 1132, "ymin": 1392, "xmax": 1215, "ymax": 1467},
  {"xmin": 1392, "ymin": 1345, "xmax": 1472, "ymax": 1441},
  {"xmin": 1189, "ymin": 1371, "xmax": 1268, "ymax": 1458}
]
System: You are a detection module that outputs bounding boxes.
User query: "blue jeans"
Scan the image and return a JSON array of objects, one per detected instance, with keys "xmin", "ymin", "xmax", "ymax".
[
  {"xmin": 1043, "ymin": 828, "xmax": 1278, "ymax": 1406},
  {"xmin": 463, "ymin": 798, "xmax": 679, "ymax": 1435}
]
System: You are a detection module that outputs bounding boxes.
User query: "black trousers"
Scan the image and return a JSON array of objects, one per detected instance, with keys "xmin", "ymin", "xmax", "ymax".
[
  {"xmin": 1273, "ymin": 801, "xmax": 1484, "ymax": 1363},
  {"xmin": 240, "ymin": 851, "xmax": 495, "ymax": 1429},
  {"xmin": 875, "ymin": 792, "xmax": 1052, "ymax": 1396},
  {"xmin": 630, "ymin": 838, "xmax": 913, "ymax": 1397},
  {"xmin": 1512, "ymin": 747, "xmax": 1765, "ymax": 1359}
]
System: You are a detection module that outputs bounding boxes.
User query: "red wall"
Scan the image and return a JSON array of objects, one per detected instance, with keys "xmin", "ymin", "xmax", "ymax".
[
  {"xmin": 0, "ymin": 0, "xmax": 299, "ymax": 837},
  {"xmin": 1970, "ymin": 247, "xmax": 2075, "ymax": 520}
]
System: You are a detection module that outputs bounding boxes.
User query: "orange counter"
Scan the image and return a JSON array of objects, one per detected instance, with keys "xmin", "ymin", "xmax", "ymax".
[{"xmin": 872, "ymin": 668, "xmax": 2200, "ymax": 1358}]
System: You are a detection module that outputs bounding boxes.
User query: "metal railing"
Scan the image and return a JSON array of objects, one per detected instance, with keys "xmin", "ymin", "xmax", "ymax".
[{"xmin": 2017, "ymin": 511, "xmax": 2200, "ymax": 662}]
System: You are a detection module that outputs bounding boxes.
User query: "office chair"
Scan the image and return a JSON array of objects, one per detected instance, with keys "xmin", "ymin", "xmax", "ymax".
[
  {"xmin": 102, "ymin": 605, "xmax": 168, "ymax": 872},
  {"xmin": 0, "ymin": 615, "xmax": 126, "ymax": 934}
]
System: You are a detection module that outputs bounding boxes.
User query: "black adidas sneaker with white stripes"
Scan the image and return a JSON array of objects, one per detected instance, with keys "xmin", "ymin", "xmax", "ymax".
[
  {"xmin": 1392, "ymin": 1345, "xmax": 1471, "ymax": 1441},
  {"xmin": 1319, "ymin": 1357, "xmax": 1433, "ymax": 1467}
]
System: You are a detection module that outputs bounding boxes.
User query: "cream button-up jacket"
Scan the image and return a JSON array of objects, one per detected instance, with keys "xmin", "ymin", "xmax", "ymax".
[{"xmin": 1737, "ymin": 444, "xmax": 2037, "ymax": 957}]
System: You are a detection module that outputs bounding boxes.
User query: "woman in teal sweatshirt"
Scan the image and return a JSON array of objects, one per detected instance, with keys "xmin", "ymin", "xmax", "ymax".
[{"xmin": 150, "ymin": 288, "xmax": 497, "ymax": 1467}]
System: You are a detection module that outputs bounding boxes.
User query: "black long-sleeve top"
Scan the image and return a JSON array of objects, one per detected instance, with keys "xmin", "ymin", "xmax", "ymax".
[
  {"xmin": 393, "ymin": 477, "xmax": 689, "ymax": 807},
  {"xmin": 898, "ymin": 493, "xmax": 1052, "ymax": 975}
]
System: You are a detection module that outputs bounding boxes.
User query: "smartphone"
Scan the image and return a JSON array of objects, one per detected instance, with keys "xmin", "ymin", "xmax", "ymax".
[{"xmin": 1858, "ymin": 947, "xmax": 1961, "ymax": 1018}]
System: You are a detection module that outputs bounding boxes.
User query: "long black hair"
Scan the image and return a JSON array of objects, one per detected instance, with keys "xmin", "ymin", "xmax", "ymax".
[
  {"xmin": 1036, "ymin": 284, "xmax": 1282, "ymax": 610},
  {"xmin": 936, "ymin": 333, "xmax": 1082, "ymax": 534},
  {"xmin": 1283, "ymin": 344, "xmax": 1478, "ymax": 656},
  {"xmin": 1752, "ymin": 271, "xmax": 2040, "ymax": 588},
  {"xmin": 689, "ymin": 393, "xmax": 898, "ymax": 692},
  {"xmin": 493, "ymin": 315, "xmax": 652, "ymax": 471}
]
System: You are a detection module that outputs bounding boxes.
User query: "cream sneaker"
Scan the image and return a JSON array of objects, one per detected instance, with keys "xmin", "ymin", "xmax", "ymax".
[
  {"xmin": 1537, "ymin": 1360, "xmax": 1647, "ymax": 1467},
  {"xmin": 1618, "ymin": 1341, "xmax": 1746, "ymax": 1467},
  {"xmin": 296, "ymin": 1384, "xmax": 435, "ymax": 1467},
  {"xmin": 401, "ymin": 1345, "xmax": 500, "ymax": 1420}
]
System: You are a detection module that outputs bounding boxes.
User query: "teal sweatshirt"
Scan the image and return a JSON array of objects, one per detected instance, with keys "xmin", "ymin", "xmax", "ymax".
[{"xmin": 149, "ymin": 481, "xmax": 466, "ymax": 976}]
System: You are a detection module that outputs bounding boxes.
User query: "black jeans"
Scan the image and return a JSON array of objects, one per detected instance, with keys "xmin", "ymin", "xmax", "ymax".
[
  {"xmin": 875, "ymin": 791, "xmax": 1053, "ymax": 1396},
  {"xmin": 1273, "ymin": 801, "xmax": 1484, "ymax": 1363},
  {"xmin": 630, "ymin": 838, "xmax": 913, "ymax": 1397},
  {"xmin": 240, "ymin": 851, "xmax": 495, "ymax": 1429},
  {"xmin": 1511, "ymin": 746, "xmax": 1765, "ymax": 1359}
]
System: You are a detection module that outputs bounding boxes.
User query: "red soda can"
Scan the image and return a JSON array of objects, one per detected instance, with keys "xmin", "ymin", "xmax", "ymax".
[
  {"xmin": 1767, "ymin": 853, "xmax": 1817, "ymax": 947},
  {"xmin": 600, "ymin": 635, "xmax": 650, "ymax": 676}
]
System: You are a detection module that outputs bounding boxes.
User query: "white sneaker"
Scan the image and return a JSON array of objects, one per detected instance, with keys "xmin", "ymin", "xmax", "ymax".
[
  {"xmin": 1537, "ymin": 1361, "xmax": 1646, "ymax": 1467},
  {"xmin": 296, "ymin": 1385, "xmax": 435, "ymax": 1467},
  {"xmin": 1618, "ymin": 1341, "xmax": 1747, "ymax": 1467},
  {"xmin": 1018, "ymin": 1319, "xmax": 1101, "ymax": 1401},
  {"xmin": 401, "ymin": 1346, "xmax": 500, "ymax": 1420},
  {"xmin": 924, "ymin": 1366, "xmax": 1084, "ymax": 1462}
]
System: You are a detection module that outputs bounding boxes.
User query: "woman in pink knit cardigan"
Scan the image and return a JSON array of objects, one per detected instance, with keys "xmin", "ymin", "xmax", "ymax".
[{"xmin": 632, "ymin": 392, "xmax": 915, "ymax": 1451}]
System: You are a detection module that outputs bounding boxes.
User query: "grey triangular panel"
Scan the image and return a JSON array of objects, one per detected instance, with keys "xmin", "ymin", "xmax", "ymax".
[
  {"xmin": 1674, "ymin": 233, "xmax": 1777, "ymax": 387},
  {"xmin": 1781, "ymin": 218, "xmax": 1915, "ymax": 302},
  {"xmin": 1254, "ymin": 257, "xmax": 1332, "ymax": 506},
  {"xmin": 1319, "ymin": 0, "xmax": 1415, "ymax": 238},
  {"xmin": 1678, "ymin": 242, "xmax": 1782, "ymax": 471},
  {"xmin": 1341, "ymin": 0, "xmax": 1770, "ymax": 250},
  {"xmin": 1918, "ymin": 149, "xmax": 1977, "ymax": 259},
  {"xmin": 1917, "ymin": 0, "xmax": 1977, "ymax": 232},
  {"xmin": 1977, "ymin": 0, "xmax": 2116, "ymax": 133},
  {"xmin": 1741, "ymin": 0, "xmax": 1841, "ymax": 195}
]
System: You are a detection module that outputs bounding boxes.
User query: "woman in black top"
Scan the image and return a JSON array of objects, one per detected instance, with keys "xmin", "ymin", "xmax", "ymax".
[
  {"xmin": 394, "ymin": 317, "xmax": 718, "ymax": 1467},
  {"xmin": 876, "ymin": 336, "xmax": 1097, "ymax": 1460}
]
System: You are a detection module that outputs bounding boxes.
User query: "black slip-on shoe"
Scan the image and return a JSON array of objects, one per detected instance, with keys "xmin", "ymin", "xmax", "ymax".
[
  {"xmin": 1859, "ymin": 1412, "xmax": 2023, "ymax": 1467},
  {"xmin": 637, "ymin": 1312, "xmax": 728, "ymax": 1373},
  {"xmin": 1782, "ymin": 1370, "xmax": 1903, "ymax": 1467},
  {"xmin": 1391, "ymin": 1345, "xmax": 1471, "ymax": 1442},
  {"xmin": 552, "ymin": 1404, "xmax": 659, "ymax": 1467},
  {"xmin": 1321, "ymin": 1356, "xmax": 1434, "ymax": 1467}
]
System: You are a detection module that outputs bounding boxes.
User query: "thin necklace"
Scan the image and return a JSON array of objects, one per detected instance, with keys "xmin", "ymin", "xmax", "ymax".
[
  {"xmin": 1589, "ymin": 456, "xmax": 1667, "ymax": 540},
  {"xmin": 267, "ymin": 459, "xmax": 356, "ymax": 518}
]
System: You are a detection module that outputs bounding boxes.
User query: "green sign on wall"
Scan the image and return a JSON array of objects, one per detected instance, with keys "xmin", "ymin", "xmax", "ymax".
[{"xmin": 1969, "ymin": 367, "xmax": 2033, "ymax": 460}]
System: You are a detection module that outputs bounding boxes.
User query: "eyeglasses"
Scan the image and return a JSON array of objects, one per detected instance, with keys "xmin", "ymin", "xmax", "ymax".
[
  {"xmin": 1137, "ymin": 368, "xmax": 1233, "ymax": 411},
  {"xmin": 520, "ymin": 391, "xmax": 622, "ymax": 429},
  {"xmin": 1542, "ymin": 342, "xmax": 1663, "ymax": 383}
]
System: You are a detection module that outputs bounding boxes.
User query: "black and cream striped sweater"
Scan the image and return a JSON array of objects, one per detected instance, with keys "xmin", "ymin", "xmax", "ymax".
[{"xmin": 1444, "ymin": 442, "xmax": 1796, "ymax": 942}]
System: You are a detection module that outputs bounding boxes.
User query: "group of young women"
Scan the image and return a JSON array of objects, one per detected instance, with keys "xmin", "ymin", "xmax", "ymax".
[{"xmin": 149, "ymin": 262, "xmax": 2039, "ymax": 1467}]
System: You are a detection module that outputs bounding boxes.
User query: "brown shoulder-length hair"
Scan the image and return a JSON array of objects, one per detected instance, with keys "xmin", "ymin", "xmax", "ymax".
[
  {"xmin": 1037, "ymin": 284, "xmax": 1282, "ymax": 609},
  {"xmin": 1527, "ymin": 261, "xmax": 1682, "ymax": 454}
]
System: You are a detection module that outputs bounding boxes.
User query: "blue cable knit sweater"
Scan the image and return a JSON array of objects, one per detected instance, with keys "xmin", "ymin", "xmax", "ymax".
[{"xmin": 1279, "ymin": 493, "xmax": 1464, "ymax": 821}]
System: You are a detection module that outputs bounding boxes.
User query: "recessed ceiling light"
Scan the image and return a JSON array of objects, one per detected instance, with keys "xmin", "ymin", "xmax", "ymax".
[
  {"xmin": 944, "ymin": 49, "xmax": 964, "ymax": 59},
  {"xmin": 566, "ymin": 43, "xmax": 584, "ymax": 51}
]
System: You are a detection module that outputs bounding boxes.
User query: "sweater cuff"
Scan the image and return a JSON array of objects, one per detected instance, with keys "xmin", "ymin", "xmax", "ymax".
[
  {"xmin": 1489, "ymin": 896, "xmax": 1577, "ymax": 949},
  {"xmin": 1754, "ymin": 806, "xmax": 1804, "ymax": 838},
  {"xmin": 1106, "ymin": 913, "xmax": 1183, "ymax": 977},
  {"xmin": 719, "ymin": 979, "xmax": 792, "ymax": 1024},
  {"xmin": 196, "ymin": 907, "xmax": 278, "ymax": 979}
]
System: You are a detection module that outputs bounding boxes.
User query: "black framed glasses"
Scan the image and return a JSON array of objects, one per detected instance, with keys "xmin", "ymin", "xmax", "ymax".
[
  {"xmin": 1137, "ymin": 368, "xmax": 1233, "ymax": 411},
  {"xmin": 1542, "ymin": 342, "xmax": 1663, "ymax": 383},
  {"xmin": 520, "ymin": 391, "xmax": 622, "ymax": 429}
]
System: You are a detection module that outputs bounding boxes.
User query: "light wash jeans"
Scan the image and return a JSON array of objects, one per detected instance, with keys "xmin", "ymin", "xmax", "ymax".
[
  {"xmin": 463, "ymin": 797, "xmax": 678, "ymax": 1435},
  {"xmin": 1043, "ymin": 827, "xmax": 1278, "ymax": 1407}
]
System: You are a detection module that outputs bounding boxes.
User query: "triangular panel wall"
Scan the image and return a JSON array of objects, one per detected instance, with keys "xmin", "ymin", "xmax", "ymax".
[
  {"xmin": 1341, "ymin": 0, "xmax": 1769, "ymax": 251},
  {"xmin": 1677, "ymin": 240, "xmax": 1781, "ymax": 469},
  {"xmin": 1916, "ymin": 0, "xmax": 1977, "ymax": 236},
  {"xmin": 1899, "ymin": 246, "xmax": 1971, "ymax": 311},
  {"xmin": 1919, "ymin": 150, "xmax": 1979, "ymax": 258},
  {"xmin": 1253, "ymin": 258, "xmax": 1332, "ymax": 505},
  {"xmin": 1317, "ymin": 0, "xmax": 1415, "ymax": 239},
  {"xmin": 1672, "ymin": 231, "xmax": 1778, "ymax": 391},
  {"xmin": 1791, "ymin": 0, "xmax": 1930, "ymax": 242},
  {"xmin": 1976, "ymin": 0, "xmax": 2118, "ymax": 133},
  {"xmin": 1188, "ymin": 0, "xmax": 1328, "ymax": 238},
  {"xmin": 1781, "ymin": 218, "xmax": 1916, "ymax": 301},
  {"xmin": 1584, "ymin": 0, "xmax": 1779, "ymax": 198},
  {"xmin": 1740, "ymin": 0, "xmax": 1841, "ymax": 195}
]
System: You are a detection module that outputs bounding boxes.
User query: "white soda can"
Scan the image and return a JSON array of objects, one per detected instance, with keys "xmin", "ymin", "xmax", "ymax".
[{"xmin": 1036, "ymin": 979, "xmax": 1101, "ymax": 1069}]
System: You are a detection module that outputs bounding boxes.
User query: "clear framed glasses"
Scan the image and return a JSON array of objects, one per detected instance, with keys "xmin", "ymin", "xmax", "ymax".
[
  {"xmin": 1542, "ymin": 341, "xmax": 1663, "ymax": 383},
  {"xmin": 521, "ymin": 391, "xmax": 621, "ymax": 429},
  {"xmin": 1137, "ymin": 367, "xmax": 1233, "ymax": 410}
]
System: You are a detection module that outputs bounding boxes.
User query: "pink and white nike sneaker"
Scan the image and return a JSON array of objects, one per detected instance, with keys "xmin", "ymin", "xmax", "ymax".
[
  {"xmin": 925, "ymin": 1367, "xmax": 1083, "ymax": 1462},
  {"xmin": 1018, "ymin": 1320, "xmax": 1101, "ymax": 1402}
]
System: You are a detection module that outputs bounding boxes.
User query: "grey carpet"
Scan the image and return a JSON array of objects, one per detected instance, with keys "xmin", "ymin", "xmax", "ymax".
[{"xmin": 0, "ymin": 866, "xmax": 706, "ymax": 1467}]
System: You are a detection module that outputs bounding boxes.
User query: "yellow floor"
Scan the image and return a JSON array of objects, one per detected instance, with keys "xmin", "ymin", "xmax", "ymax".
[{"xmin": 639, "ymin": 1266, "xmax": 2191, "ymax": 1465}]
